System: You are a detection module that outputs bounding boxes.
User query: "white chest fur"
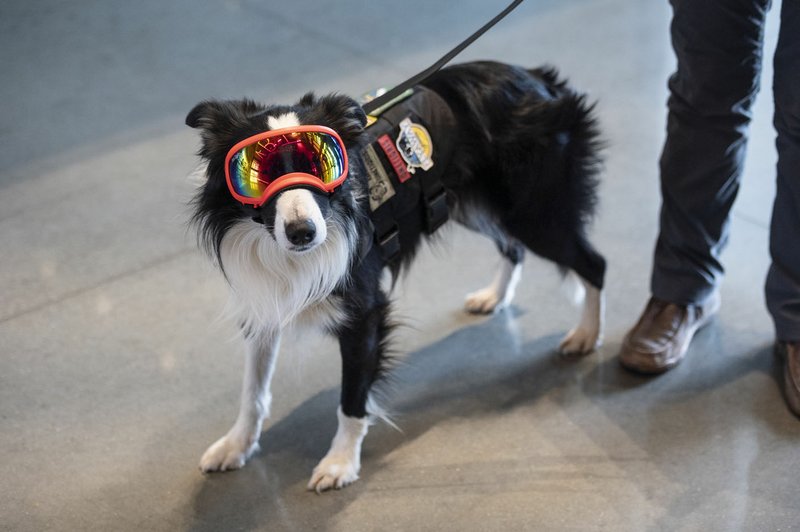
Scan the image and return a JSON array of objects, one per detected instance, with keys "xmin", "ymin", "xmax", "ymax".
[{"xmin": 219, "ymin": 220, "xmax": 353, "ymax": 331}]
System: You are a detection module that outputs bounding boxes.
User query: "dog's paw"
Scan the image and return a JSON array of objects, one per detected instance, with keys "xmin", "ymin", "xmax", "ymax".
[
  {"xmin": 464, "ymin": 288, "xmax": 504, "ymax": 314},
  {"xmin": 558, "ymin": 327, "xmax": 602, "ymax": 356},
  {"xmin": 199, "ymin": 434, "xmax": 259, "ymax": 473},
  {"xmin": 307, "ymin": 453, "xmax": 360, "ymax": 493}
]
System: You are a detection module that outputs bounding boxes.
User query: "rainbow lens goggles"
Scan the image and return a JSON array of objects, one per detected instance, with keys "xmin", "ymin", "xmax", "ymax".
[{"xmin": 224, "ymin": 125, "xmax": 349, "ymax": 207}]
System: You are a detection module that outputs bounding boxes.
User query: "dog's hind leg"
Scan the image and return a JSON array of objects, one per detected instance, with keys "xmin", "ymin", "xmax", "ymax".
[
  {"xmin": 512, "ymin": 228, "xmax": 606, "ymax": 355},
  {"xmin": 308, "ymin": 290, "xmax": 391, "ymax": 493},
  {"xmin": 559, "ymin": 271, "xmax": 605, "ymax": 355},
  {"xmin": 200, "ymin": 327, "xmax": 281, "ymax": 472},
  {"xmin": 464, "ymin": 239, "xmax": 525, "ymax": 314},
  {"xmin": 553, "ymin": 235, "xmax": 606, "ymax": 355},
  {"xmin": 454, "ymin": 202, "xmax": 526, "ymax": 314}
]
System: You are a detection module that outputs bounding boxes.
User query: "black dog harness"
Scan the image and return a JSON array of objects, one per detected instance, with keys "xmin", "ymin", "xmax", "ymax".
[
  {"xmin": 355, "ymin": 0, "xmax": 523, "ymax": 263},
  {"xmin": 361, "ymin": 87, "xmax": 456, "ymax": 262}
]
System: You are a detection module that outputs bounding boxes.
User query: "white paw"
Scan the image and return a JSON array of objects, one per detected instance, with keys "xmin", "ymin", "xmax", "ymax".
[
  {"xmin": 559, "ymin": 326, "xmax": 602, "ymax": 356},
  {"xmin": 199, "ymin": 434, "xmax": 259, "ymax": 473},
  {"xmin": 307, "ymin": 453, "xmax": 360, "ymax": 493},
  {"xmin": 464, "ymin": 288, "xmax": 504, "ymax": 314}
]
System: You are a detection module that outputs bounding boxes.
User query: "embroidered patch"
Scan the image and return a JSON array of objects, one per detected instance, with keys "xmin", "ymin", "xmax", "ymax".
[
  {"xmin": 377, "ymin": 134, "xmax": 411, "ymax": 183},
  {"xmin": 396, "ymin": 117, "xmax": 434, "ymax": 175},
  {"xmin": 362, "ymin": 144, "xmax": 395, "ymax": 211}
]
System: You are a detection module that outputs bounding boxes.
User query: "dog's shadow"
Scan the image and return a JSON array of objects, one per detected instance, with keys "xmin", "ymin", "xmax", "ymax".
[
  {"xmin": 187, "ymin": 311, "xmax": 800, "ymax": 531},
  {"xmin": 188, "ymin": 308, "xmax": 594, "ymax": 530}
]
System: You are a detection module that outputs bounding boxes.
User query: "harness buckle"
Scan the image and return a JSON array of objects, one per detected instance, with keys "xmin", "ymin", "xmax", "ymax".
[
  {"xmin": 378, "ymin": 224, "xmax": 401, "ymax": 262},
  {"xmin": 425, "ymin": 189, "xmax": 449, "ymax": 234}
]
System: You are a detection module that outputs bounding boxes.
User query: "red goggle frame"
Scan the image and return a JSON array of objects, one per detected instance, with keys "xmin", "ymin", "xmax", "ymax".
[{"xmin": 224, "ymin": 125, "xmax": 349, "ymax": 207}]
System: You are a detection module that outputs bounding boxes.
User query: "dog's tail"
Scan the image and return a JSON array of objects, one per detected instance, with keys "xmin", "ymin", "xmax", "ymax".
[
  {"xmin": 540, "ymin": 66, "xmax": 603, "ymax": 222},
  {"xmin": 502, "ymin": 67, "xmax": 604, "ymax": 235}
]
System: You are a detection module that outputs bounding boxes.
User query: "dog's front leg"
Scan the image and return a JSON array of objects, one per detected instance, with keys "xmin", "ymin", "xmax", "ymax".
[
  {"xmin": 308, "ymin": 295, "xmax": 389, "ymax": 493},
  {"xmin": 200, "ymin": 327, "xmax": 281, "ymax": 472}
]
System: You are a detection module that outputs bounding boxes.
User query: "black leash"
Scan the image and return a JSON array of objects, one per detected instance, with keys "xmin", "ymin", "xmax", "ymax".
[{"xmin": 361, "ymin": 0, "xmax": 525, "ymax": 116}]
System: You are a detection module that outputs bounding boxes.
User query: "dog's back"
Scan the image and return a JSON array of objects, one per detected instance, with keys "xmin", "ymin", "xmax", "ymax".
[{"xmin": 418, "ymin": 61, "xmax": 605, "ymax": 289}]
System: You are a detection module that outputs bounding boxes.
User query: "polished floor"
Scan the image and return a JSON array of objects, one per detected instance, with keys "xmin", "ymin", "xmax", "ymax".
[{"xmin": 2, "ymin": 1, "xmax": 798, "ymax": 530}]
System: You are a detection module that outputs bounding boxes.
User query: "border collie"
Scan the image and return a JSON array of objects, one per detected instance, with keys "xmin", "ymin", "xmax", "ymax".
[{"xmin": 186, "ymin": 61, "xmax": 606, "ymax": 492}]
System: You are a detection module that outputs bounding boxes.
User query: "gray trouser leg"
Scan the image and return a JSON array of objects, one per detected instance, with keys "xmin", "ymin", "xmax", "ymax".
[
  {"xmin": 651, "ymin": 0, "xmax": 770, "ymax": 305},
  {"xmin": 766, "ymin": 0, "xmax": 800, "ymax": 342}
]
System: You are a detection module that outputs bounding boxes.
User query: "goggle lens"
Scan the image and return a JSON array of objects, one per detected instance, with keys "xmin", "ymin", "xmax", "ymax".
[{"xmin": 228, "ymin": 130, "xmax": 346, "ymax": 200}]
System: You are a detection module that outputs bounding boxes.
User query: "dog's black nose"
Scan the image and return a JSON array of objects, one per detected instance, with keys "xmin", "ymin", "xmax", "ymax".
[{"xmin": 285, "ymin": 219, "xmax": 317, "ymax": 246}]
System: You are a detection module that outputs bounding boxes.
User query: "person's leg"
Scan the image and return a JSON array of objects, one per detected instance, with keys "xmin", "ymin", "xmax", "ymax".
[
  {"xmin": 767, "ymin": 0, "xmax": 800, "ymax": 342},
  {"xmin": 652, "ymin": 0, "xmax": 771, "ymax": 305},
  {"xmin": 766, "ymin": 0, "xmax": 800, "ymax": 416},
  {"xmin": 621, "ymin": 0, "xmax": 770, "ymax": 373}
]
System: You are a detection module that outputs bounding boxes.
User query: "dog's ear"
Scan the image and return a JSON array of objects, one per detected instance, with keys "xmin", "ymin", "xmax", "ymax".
[
  {"xmin": 185, "ymin": 100, "xmax": 219, "ymax": 129},
  {"xmin": 185, "ymin": 99, "xmax": 265, "ymax": 159},
  {"xmin": 297, "ymin": 92, "xmax": 316, "ymax": 108},
  {"xmin": 317, "ymin": 94, "xmax": 367, "ymax": 143},
  {"xmin": 185, "ymin": 99, "xmax": 263, "ymax": 130}
]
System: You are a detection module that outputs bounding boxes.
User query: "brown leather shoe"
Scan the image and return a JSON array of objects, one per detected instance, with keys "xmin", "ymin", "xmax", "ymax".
[
  {"xmin": 619, "ymin": 293, "xmax": 720, "ymax": 374},
  {"xmin": 775, "ymin": 341, "xmax": 800, "ymax": 418}
]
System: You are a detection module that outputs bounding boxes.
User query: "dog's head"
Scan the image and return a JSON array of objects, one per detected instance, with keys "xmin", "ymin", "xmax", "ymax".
[{"xmin": 186, "ymin": 94, "xmax": 367, "ymax": 264}]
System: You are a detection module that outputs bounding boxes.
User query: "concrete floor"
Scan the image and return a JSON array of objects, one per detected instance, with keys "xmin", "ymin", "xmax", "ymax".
[{"xmin": 2, "ymin": 0, "xmax": 798, "ymax": 530}]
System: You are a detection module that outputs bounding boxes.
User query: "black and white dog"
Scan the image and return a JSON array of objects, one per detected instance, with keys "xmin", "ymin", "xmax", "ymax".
[{"xmin": 186, "ymin": 61, "xmax": 606, "ymax": 492}]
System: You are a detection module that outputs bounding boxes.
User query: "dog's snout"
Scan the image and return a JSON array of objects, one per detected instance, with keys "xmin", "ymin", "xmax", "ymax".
[{"xmin": 285, "ymin": 219, "xmax": 317, "ymax": 246}]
